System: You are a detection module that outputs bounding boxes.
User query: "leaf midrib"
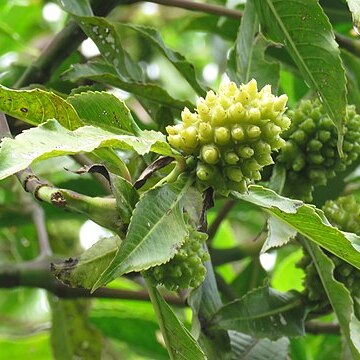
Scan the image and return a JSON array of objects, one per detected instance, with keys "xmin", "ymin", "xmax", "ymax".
[{"xmin": 265, "ymin": 0, "xmax": 335, "ymax": 121}]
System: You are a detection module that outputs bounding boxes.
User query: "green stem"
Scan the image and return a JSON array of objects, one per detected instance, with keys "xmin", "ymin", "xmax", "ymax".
[
  {"xmin": 156, "ymin": 157, "xmax": 187, "ymax": 187},
  {"xmin": 144, "ymin": 277, "xmax": 176, "ymax": 359},
  {"xmin": 17, "ymin": 168, "xmax": 126, "ymax": 236}
]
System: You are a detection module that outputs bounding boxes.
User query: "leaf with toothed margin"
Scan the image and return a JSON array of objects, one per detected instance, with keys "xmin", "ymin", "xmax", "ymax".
[
  {"xmin": 146, "ymin": 282, "xmax": 206, "ymax": 360},
  {"xmin": 115, "ymin": 23, "xmax": 207, "ymax": 96},
  {"xmin": 233, "ymin": 185, "xmax": 360, "ymax": 270},
  {"xmin": 52, "ymin": 236, "xmax": 121, "ymax": 289},
  {"xmin": 62, "ymin": 62, "xmax": 192, "ymax": 110},
  {"xmin": 92, "ymin": 178, "xmax": 191, "ymax": 291},
  {"xmin": 0, "ymin": 84, "xmax": 82, "ymax": 130},
  {"xmin": 0, "ymin": 119, "xmax": 181, "ymax": 181},
  {"xmin": 67, "ymin": 91, "xmax": 141, "ymax": 135},
  {"xmin": 253, "ymin": 0, "xmax": 347, "ymax": 151},
  {"xmin": 210, "ymin": 286, "xmax": 306, "ymax": 340},
  {"xmin": 302, "ymin": 239, "xmax": 360, "ymax": 358}
]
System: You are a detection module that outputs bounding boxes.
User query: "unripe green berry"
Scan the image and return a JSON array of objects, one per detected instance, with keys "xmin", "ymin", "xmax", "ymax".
[
  {"xmin": 237, "ymin": 145, "xmax": 254, "ymax": 158},
  {"xmin": 201, "ymin": 145, "xmax": 220, "ymax": 165},
  {"xmin": 231, "ymin": 125, "xmax": 245, "ymax": 141},
  {"xmin": 224, "ymin": 151, "xmax": 239, "ymax": 165},
  {"xmin": 215, "ymin": 127, "xmax": 231, "ymax": 144},
  {"xmin": 196, "ymin": 163, "xmax": 215, "ymax": 181}
]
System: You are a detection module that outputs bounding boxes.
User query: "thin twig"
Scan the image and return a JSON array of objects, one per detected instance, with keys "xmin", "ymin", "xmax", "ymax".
[
  {"xmin": 140, "ymin": 0, "xmax": 360, "ymax": 61},
  {"xmin": 139, "ymin": 0, "xmax": 243, "ymax": 19},
  {"xmin": 207, "ymin": 200, "xmax": 236, "ymax": 241},
  {"xmin": 305, "ymin": 321, "xmax": 340, "ymax": 335},
  {"xmin": 31, "ymin": 203, "xmax": 52, "ymax": 257},
  {"xmin": 0, "ymin": 260, "xmax": 184, "ymax": 306}
]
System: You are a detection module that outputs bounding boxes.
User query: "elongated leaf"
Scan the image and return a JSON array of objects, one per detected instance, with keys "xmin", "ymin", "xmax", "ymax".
[
  {"xmin": 229, "ymin": 331, "xmax": 289, "ymax": 360},
  {"xmin": 0, "ymin": 84, "xmax": 82, "ymax": 129},
  {"xmin": 233, "ymin": 185, "xmax": 360, "ymax": 270},
  {"xmin": 63, "ymin": 62, "xmax": 192, "ymax": 109},
  {"xmin": 262, "ymin": 215, "xmax": 297, "ymax": 253},
  {"xmin": 146, "ymin": 281, "xmax": 206, "ymax": 360},
  {"xmin": 230, "ymin": 0, "xmax": 258, "ymax": 83},
  {"xmin": 73, "ymin": 15, "xmax": 143, "ymax": 81},
  {"xmin": 67, "ymin": 91, "xmax": 141, "ymax": 135},
  {"xmin": 347, "ymin": 0, "xmax": 360, "ymax": 31},
  {"xmin": 52, "ymin": 236, "xmax": 120, "ymax": 289},
  {"xmin": 56, "ymin": 0, "xmax": 92, "ymax": 16},
  {"xmin": 116, "ymin": 23, "xmax": 207, "ymax": 96},
  {"xmin": 93, "ymin": 178, "xmax": 190, "ymax": 290},
  {"xmin": 228, "ymin": 1, "xmax": 280, "ymax": 92},
  {"xmin": 253, "ymin": 0, "xmax": 347, "ymax": 148},
  {"xmin": 303, "ymin": 240, "xmax": 360, "ymax": 359},
  {"xmin": 0, "ymin": 119, "xmax": 179, "ymax": 180},
  {"xmin": 211, "ymin": 286, "xmax": 305, "ymax": 339},
  {"xmin": 49, "ymin": 297, "xmax": 102, "ymax": 360}
]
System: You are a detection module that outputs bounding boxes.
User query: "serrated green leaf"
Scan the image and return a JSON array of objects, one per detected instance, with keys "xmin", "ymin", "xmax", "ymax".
[
  {"xmin": 67, "ymin": 91, "xmax": 141, "ymax": 135},
  {"xmin": 303, "ymin": 240, "xmax": 360, "ymax": 359},
  {"xmin": 228, "ymin": 0, "xmax": 278, "ymax": 89},
  {"xmin": 63, "ymin": 62, "xmax": 192, "ymax": 109},
  {"xmin": 229, "ymin": 331, "xmax": 289, "ymax": 360},
  {"xmin": 262, "ymin": 215, "xmax": 297, "ymax": 253},
  {"xmin": 0, "ymin": 84, "xmax": 82, "ymax": 130},
  {"xmin": 253, "ymin": 0, "xmax": 347, "ymax": 148},
  {"xmin": 211, "ymin": 286, "xmax": 305, "ymax": 339},
  {"xmin": 233, "ymin": 185, "xmax": 360, "ymax": 270},
  {"xmin": 115, "ymin": 23, "xmax": 207, "ymax": 96},
  {"xmin": 93, "ymin": 178, "xmax": 191, "ymax": 290},
  {"xmin": 56, "ymin": 0, "xmax": 92, "ymax": 16},
  {"xmin": 146, "ymin": 281, "xmax": 206, "ymax": 360},
  {"xmin": 52, "ymin": 236, "xmax": 120, "ymax": 289},
  {"xmin": 0, "ymin": 119, "xmax": 179, "ymax": 180}
]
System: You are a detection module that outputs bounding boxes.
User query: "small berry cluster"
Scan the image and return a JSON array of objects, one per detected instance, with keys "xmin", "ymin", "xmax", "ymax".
[
  {"xmin": 145, "ymin": 227, "xmax": 209, "ymax": 291},
  {"xmin": 166, "ymin": 79, "xmax": 290, "ymax": 193},
  {"xmin": 278, "ymin": 100, "xmax": 360, "ymax": 201},
  {"xmin": 298, "ymin": 195, "xmax": 360, "ymax": 318}
]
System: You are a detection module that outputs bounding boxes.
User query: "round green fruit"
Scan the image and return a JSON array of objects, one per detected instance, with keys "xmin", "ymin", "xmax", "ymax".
[
  {"xmin": 278, "ymin": 100, "xmax": 360, "ymax": 201},
  {"xmin": 145, "ymin": 228, "xmax": 209, "ymax": 291},
  {"xmin": 166, "ymin": 79, "xmax": 290, "ymax": 194}
]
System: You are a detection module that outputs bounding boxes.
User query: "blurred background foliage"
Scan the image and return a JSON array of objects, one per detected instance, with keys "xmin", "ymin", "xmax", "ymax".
[{"xmin": 0, "ymin": 0, "xmax": 358, "ymax": 359}]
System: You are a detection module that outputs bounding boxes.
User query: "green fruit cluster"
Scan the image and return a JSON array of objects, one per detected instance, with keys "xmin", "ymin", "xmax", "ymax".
[
  {"xmin": 278, "ymin": 100, "xmax": 360, "ymax": 201},
  {"xmin": 298, "ymin": 195, "xmax": 360, "ymax": 317},
  {"xmin": 166, "ymin": 79, "xmax": 290, "ymax": 193},
  {"xmin": 145, "ymin": 228, "xmax": 209, "ymax": 291},
  {"xmin": 323, "ymin": 195, "xmax": 360, "ymax": 235}
]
